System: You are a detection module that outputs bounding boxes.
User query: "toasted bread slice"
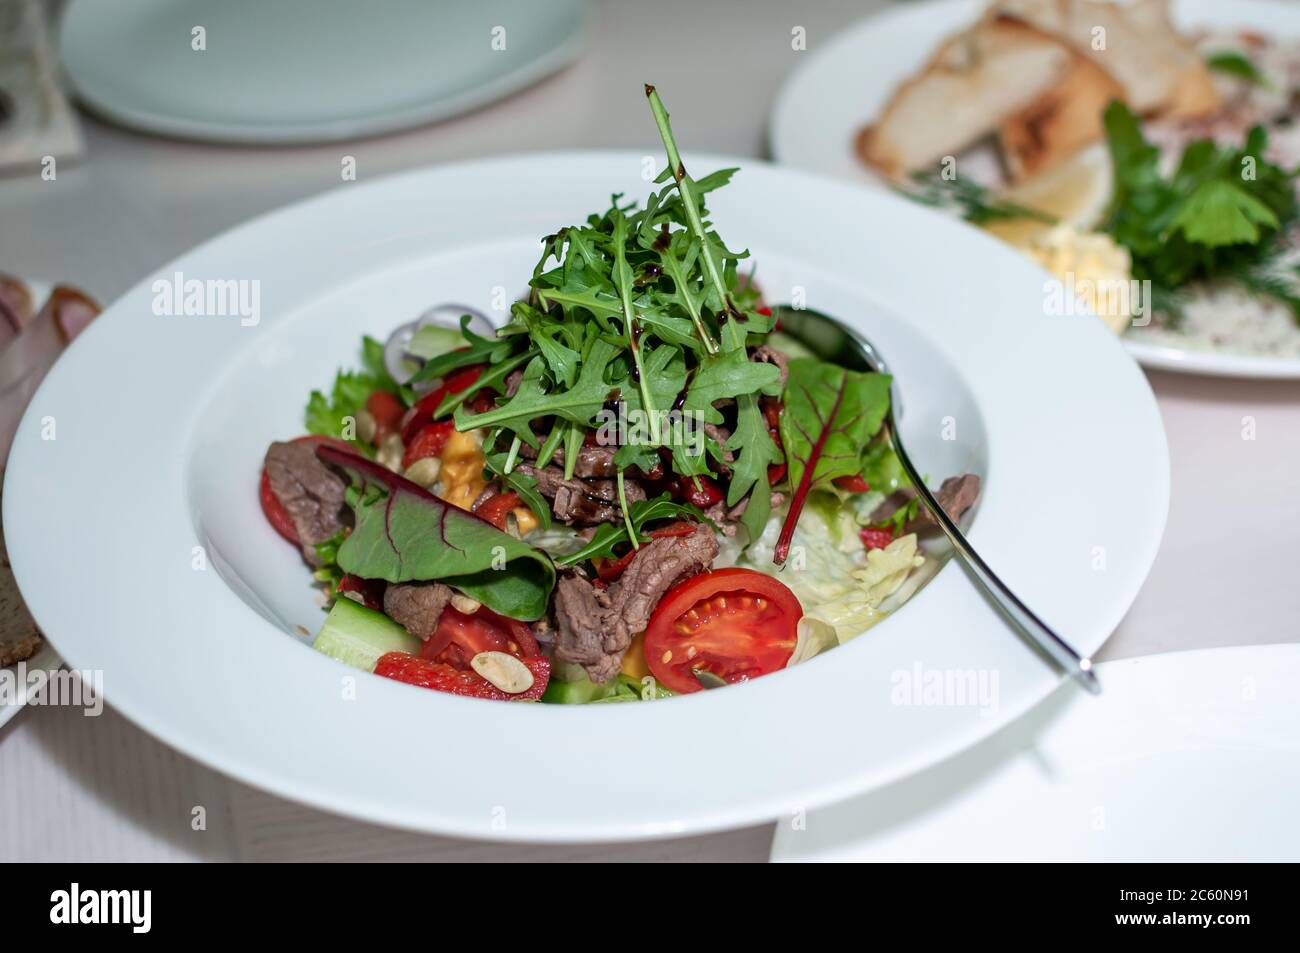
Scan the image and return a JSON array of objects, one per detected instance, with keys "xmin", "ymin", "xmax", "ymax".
[
  {"xmin": 858, "ymin": 18, "xmax": 1074, "ymax": 180},
  {"xmin": 992, "ymin": 0, "xmax": 1220, "ymax": 119},
  {"xmin": 999, "ymin": 49, "xmax": 1125, "ymax": 180}
]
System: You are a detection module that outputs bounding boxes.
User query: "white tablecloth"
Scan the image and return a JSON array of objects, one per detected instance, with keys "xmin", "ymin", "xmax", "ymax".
[{"xmin": 2, "ymin": 0, "xmax": 1297, "ymax": 862}]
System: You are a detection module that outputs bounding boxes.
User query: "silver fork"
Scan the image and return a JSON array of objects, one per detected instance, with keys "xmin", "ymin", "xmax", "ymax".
[{"xmin": 772, "ymin": 304, "xmax": 1101, "ymax": 694}]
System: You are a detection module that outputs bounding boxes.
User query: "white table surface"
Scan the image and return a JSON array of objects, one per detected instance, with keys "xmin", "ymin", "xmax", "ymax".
[{"xmin": 2, "ymin": 0, "xmax": 1297, "ymax": 862}]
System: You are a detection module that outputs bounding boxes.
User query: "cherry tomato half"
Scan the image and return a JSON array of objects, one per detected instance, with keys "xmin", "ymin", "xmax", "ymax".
[
  {"xmin": 644, "ymin": 568, "xmax": 801, "ymax": 694},
  {"xmin": 421, "ymin": 605, "xmax": 541, "ymax": 669}
]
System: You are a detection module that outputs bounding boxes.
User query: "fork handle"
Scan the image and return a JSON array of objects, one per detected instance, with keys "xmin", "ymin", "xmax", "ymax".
[{"xmin": 887, "ymin": 413, "xmax": 1101, "ymax": 694}]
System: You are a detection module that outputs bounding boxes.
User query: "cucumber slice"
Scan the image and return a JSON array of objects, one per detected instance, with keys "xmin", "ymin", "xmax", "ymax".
[{"xmin": 312, "ymin": 597, "xmax": 420, "ymax": 672}]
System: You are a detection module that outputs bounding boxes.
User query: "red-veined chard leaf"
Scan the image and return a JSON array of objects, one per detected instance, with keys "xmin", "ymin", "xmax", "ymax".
[
  {"xmin": 316, "ymin": 445, "xmax": 555, "ymax": 620},
  {"xmin": 774, "ymin": 358, "xmax": 892, "ymax": 564}
]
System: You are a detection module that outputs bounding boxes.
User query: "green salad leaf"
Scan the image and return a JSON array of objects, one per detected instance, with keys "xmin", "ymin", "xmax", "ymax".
[
  {"xmin": 774, "ymin": 359, "xmax": 892, "ymax": 564},
  {"xmin": 305, "ymin": 336, "xmax": 400, "ymax": 453},
  {"xmin": 319, "ymin": 446, "xmax": 555, "ymax": 621}
]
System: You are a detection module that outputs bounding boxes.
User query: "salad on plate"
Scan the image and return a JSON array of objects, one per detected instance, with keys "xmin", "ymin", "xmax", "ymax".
[{"xmin": 259, "ymin": 88, "xmax": 981, "ymax": 704}]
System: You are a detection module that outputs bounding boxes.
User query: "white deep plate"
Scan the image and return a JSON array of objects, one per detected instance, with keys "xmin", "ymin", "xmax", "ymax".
[
  {"xmin": 59, "ymin": 0, "xmax": 589, "ymax": 144},
  {"xmin": 770, "ymin": 0, "xmax": 1300, "ymax": 380},
  {"xmin": 3, "ymin": 152, "xmax": 1168, "ymax": 842}
]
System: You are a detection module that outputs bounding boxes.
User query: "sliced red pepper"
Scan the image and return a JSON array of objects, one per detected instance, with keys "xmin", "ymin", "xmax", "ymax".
[
  {"xmin": 767, "ymin": 463, "xmax": 787, "ymax": 485},
  {"xmin": 400, "ymin": 363, "xmax": 484, "ymax": 443},
  {"xmin": 335, "ymin": 575, "xmax": 385, "ymax": 612},
  {"xmin": 675, "ymin": 474, "xmax": 724, "ymax": 508},
  {"xmin": 474, "ymin": 490, "xmax": 520, "ymax": 530},
  {"xmin": 761, "ymin": 396, "xmax": 782, "ymax": 430},
  {"xmin": 834, "ymin": 474, "xmax": 871, "ymax": 493},
  {"xmin": 595, "ymin": 548, "xmax": 637, "ymax": 582},
  {"xmin": 859, "ymin": 527, "xmax": 895, "ymax": 551},
  {"xmin": 375, "ymin": 651, "xmax": 549, "ymax": 701},
  {"xmin": 402, "ymin": 420, "xmax": 456, "ymax": 469},
  {"xmin": 593, "ymin": 521, "xmax": 700, "ymax": 582},
  {"xmin": 365, "ymin": 390, "xmax": 406, "ymax": 442}
]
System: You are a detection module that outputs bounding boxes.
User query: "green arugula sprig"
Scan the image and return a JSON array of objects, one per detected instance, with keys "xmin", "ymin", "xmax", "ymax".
[
  {"xmin": 554, "ymin": 494, "xmax": 714, "ymax": 567},
  {"xmin": 441, "ymin": 87, "xmax": 781, "ymax": 531}
]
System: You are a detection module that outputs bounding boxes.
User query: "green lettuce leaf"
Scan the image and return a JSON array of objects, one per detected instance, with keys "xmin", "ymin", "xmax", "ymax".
[
  {"xmin": 774, "ymin": 358, "xmax": 891, "ymax": 563},
  {"xmin": 304, "ymin": 336, "xmax": 400, "ymax": 453},
  {"xmin": 319, "ymin": 446, "xmax": 555, "ymax": 620}
]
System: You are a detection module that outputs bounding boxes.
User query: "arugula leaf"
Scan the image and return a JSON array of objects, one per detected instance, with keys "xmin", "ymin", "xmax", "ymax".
[
  {"xmin": 304, "ymin": 335, "xmax": 400, "ymax": 453},
  {"xmin": 319, "ymin": 445, "xmax": 555, "ymax": 620},
  {"xmin": 681, "ymin": 347, "xmax": 781, "ymax": 424},
  {"xmin": 725, "ymin": 394, "xmax": 783, "ymax": 544},
  {"xmin": 554, "ymin": 494, "xmax": 712, "ymax": 567},
  {"xmin": 774, "ymin": 359, "xmax": 892, "ymax": 564},
  {"xmin": 455, "ymin": 339, "xmax": 626, "ymax": 440}
]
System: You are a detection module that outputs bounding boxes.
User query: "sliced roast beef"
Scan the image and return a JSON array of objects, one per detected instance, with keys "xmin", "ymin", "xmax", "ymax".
[
  {"xmin": 552, "ymin": 574, "xmax": 616, "ymax": 679},
  {"xmin": 264, "ymin": 440, "xmax": 347, "ymax": 550},
  {"xmin": 516, "ymin": 464, "xmax": 645, "ymax": 525},
  {"xmin": 554, "ymin": 524, "xmax": 719, "ymax": 682},
  {"xmin": 911, "ymin": 474, "xmax": 981, "ymax": 529},
  {"xmin": 869, "ymin": 473, "xmax": 981, "ymax": 532},
  {"xmin": 515, "ymin": 442, "xmax": 618, "ymax": 478},
  {"xmin": 383, "ymin": 581, "xmax": 453, "ymax": 640},
  {"xmin": 604, "ymin": 524, "xmax": 719, "ymax": 652}
]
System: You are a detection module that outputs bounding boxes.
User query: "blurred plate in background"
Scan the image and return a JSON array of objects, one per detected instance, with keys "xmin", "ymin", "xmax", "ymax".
[{"xmin": 59, "ymin": 0, "xmax": 589, "ymax": 144}]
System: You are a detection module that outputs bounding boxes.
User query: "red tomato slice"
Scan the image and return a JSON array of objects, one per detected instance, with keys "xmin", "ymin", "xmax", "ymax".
[
  {"xmin": 401, "ymin": 420, "xmax": 456, "ymax": 469},
  {"xmin": 400, "ymin": 364, "xmax": 484, "ymax": 443},
  {"xmin": 259, "ymin": 468, "xmax": 299, "ymax": 543},
  {"xmin": 375, "ymin": 652, "xmax": 549, "ymax": 701},
  {"xmin": 474, "ymin": 490, "xmax": 520, "ymax": 530},
  {"xmin": 421, "ymin": 605, "xmax": 541, "ymax": 669},
  {"xmin": 259, "ymin": 435, "xmax": 351, "ymax": 544},
  {"xmin": 834, "ymin": 474, "xmax": 871, "ymax": 493},
  {"xmin": 365, "ymin": 390, "xmax": 406, "ymax": 442},
  {"xmin": 645, "ymin": 568, "xmax": 801, "ymax": 694}
]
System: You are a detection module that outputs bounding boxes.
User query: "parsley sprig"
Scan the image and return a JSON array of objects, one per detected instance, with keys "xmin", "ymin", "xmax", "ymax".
[{"xmin": 1100, "ymin": 100, "xmax": 1300, "ymax": 321}]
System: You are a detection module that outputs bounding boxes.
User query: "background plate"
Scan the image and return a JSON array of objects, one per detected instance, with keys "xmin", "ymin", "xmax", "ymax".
[
  {"xmin": 769, "ymin": 0, "xmax": 1300, "ymax": 380},
  {"xmin": 59, "ymin": 0, "xmax": 589, "ymax": 144}
]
